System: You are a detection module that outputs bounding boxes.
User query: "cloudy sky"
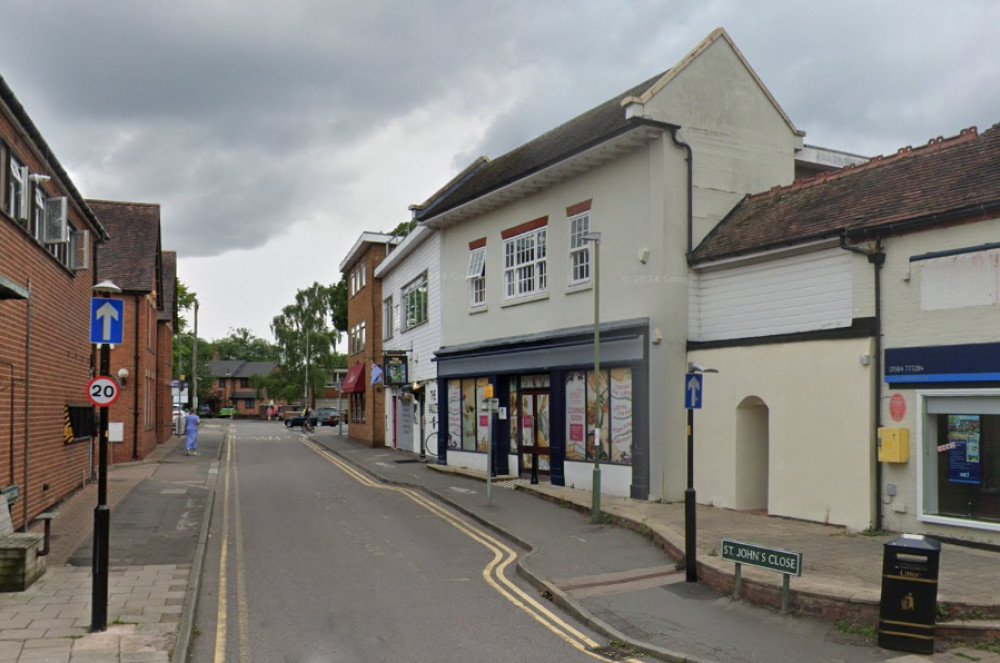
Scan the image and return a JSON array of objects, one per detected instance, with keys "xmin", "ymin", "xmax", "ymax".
[{"xmin": 3, "ymin": 0, "xmax": 999, "ymax": 341}]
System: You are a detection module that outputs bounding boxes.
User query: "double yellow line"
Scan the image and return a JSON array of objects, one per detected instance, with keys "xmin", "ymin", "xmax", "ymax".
[
  {"xmin": 300, "ymin": 438, "xmax": 643, "ymax": 663},
  {"xmin": 215, "ymin": 427, "xmax": 251, "ymax": 663}
]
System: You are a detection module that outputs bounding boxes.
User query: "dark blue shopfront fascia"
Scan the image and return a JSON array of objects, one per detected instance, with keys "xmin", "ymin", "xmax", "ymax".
[
  {"xmin": 434, "ymin": 318, "xmax": 650, "ymax": 500},
  {"xmin": 885, "ymin": 342, "xmax": 1000, "ymax": 384}
]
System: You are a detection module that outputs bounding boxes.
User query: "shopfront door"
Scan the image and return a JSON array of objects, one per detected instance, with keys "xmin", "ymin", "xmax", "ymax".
[{"xmin": 520, "ymin": 390, "xmax": 550, "ymax": 477}]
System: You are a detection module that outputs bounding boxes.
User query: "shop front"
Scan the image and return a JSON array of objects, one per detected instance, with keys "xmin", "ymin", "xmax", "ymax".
[
  {"xmin": 434, "ymin": 320, "xmax": 649, "ymax": 499},
  {"xmin": 886, "ymin": 342, "xmax": 1000, "ymax": 538}
]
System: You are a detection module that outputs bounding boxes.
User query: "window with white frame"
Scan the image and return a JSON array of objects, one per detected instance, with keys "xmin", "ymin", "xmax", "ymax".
[
  {"xmin": 403, "ymin": 272, "xmax": 428, "ymax": 329},
  {"xmin": 350, "ymin": 321, "xmax": 366, "ymax": 354},
  {"xmin": 8, "ymin": 155, "xmax": 27, "ymax": 223},
  {"xmin": 504, "ymin": 227, "xmax": 547, "ymax": 299},
  {"xmin": 568, "ymin": 211, "xmax": 591, "ymax": 284},
  {"xmin": 350, "ymin": 258, "xmax": 367, "ymax": 296},
  {"xmin": 466, "ymin": 245, "xmax": 486, "ymax": 307},
  {"xmin": 383, "ymin": 296, "xmax": 394, "ymax": 340}
]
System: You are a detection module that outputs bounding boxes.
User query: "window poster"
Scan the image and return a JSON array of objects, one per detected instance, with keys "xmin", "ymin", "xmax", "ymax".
[
  {"xmin": 587, "ymin": 370, "xmax": 609, "ymax": 460},
  {"xmin": 610, "ymin": 368, "xmax": 633, "ymax": 463},
  {"xmin": 565, "ymin": 372, "xmax": 586, "ymax": 460},
  {"xmin": 447, "ymin": 380, "xmax": 462, "ymax": 449},
  {"xmin": 462, "ymin": 380, "xmax": 477, "ymax": 451},
  {"xmin": 948, "ymin": 414, "xmax": 982, "ymax": 485},
  {"xmin": 476, "ymin": 377, "xmax": 490, "ymax": 452}
]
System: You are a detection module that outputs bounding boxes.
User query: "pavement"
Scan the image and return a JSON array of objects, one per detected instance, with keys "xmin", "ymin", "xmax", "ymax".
[{"xmin": 3, "ymin": 421, "xmax": 1000, "ymax": 662}]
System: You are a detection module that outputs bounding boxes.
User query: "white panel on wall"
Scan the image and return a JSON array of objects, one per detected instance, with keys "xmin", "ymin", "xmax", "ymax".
[
  {"xmin": 920, "ymin": 248, "xmax": 1000, "ymax": 311},
  {"xmin": 690, "ymin": 248, "xmax": 853, "ymax": 342}
]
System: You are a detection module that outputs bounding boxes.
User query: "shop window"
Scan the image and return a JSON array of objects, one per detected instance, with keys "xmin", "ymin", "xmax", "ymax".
[
  {"xmin": 446, "ymin": 377, "xmax": 490, "ymax": 452},
  {"xmin": 920, "ymin": 393, "xmax": 1000, "ymax": 526},
  {"xmin": 564, "ymin": 367, "xmax": 633, "ymax": 464}
]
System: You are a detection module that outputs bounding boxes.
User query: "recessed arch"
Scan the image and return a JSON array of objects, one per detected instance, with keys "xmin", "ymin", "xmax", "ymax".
[{"xmin": 736, "ymin": 395, "xmax": 769, "ymax": 512}]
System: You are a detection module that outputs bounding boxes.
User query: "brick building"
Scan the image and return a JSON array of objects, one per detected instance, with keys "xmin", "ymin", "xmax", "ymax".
[
  {"xmin": 0, "ymin": 75, "xmax": 108, "ymax": 529},
  {"xmin": 90, "ymin": 200, "xmax": 172, "ymax": 462},
  {"xmin": 339, "ymin": 233, "xmax": 399, "ymax": 447},
  {"xmin": 207, "ymin": 358, "xmax": 279, "ymax": 418}
]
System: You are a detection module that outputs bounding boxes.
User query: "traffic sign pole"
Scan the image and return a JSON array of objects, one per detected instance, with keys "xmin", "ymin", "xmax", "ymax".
[{"xmin": 92, "ymin": 343, "xmax": 110, "ymax": 632}]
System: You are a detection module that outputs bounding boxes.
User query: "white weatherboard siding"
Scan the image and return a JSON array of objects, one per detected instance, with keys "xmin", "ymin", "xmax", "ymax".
[
  {"xmin": 690, "ymin": 248, "xmax": 854, "ymax": 341},
  {"xmin": 381, "ymin": 232, "xmax": 442, "ymax": 384},
  {"xmin": 380, "ymin": 232, "xmax": 443, "ymax": 454}
]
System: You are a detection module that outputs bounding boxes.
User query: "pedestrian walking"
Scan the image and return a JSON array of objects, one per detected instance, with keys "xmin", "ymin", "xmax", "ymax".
[{"xmin": 184, "ymin": 410, "xmax": 200, "ymax": 455}]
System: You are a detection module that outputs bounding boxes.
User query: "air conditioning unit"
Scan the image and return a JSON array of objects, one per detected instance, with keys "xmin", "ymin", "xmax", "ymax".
[{"xmin": 43, "ymin": 196, "xmax": 69, "ymax": 244}]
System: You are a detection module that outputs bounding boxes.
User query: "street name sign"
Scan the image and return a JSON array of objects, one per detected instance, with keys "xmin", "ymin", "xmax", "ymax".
[
  {"xmin": 87, "ymin": 376, "xmax": 121, "ymax": 407},
  {"xmin": 685, "ymin": 373, "xmax": 703, "ymax": 409},
  {"xmin": 721, "ymin": 539, "xmax": 802, "ymax": 576},
  {"xmin": 90, "ymin": 298, "xmax": 124, "ymax": 345}
]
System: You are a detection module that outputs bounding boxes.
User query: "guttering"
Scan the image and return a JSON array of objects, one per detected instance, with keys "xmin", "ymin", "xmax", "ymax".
[
  {"xmin": 625, "ymin": 117, "xmax": 691, "ymax": 255},
  {"xmin": 840, "ymin": 234, "xmax": 885, "ymax": 531}
]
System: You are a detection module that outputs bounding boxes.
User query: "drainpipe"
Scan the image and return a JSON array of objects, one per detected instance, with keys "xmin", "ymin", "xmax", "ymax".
[
  {"xmin": 1, "ymin": 360, "xmax": 14, "ymax": 486},
  {"xmin": 841, "ymin": 235, "xmax": 885, "ymax": 531},
  {"xmin": 132, "ymin": 294, "xmax": 140, "ymax": 460},
  {"xmin": 626, "ymin": 117, "xmax": 692, "ymax": 256},
  {"xmin": 22, "ymin": 277, "xmax": 31, "ymax": 531}
]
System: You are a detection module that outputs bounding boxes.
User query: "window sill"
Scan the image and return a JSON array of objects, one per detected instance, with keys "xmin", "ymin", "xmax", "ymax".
[
  {"xmin": 401, "ymin": 319, "xmax": 429, "ymax": 333},
  {"xmin": 468, "ymin": 305, "xmax": 488, "ymax": 315},
  {"xmin": 565, "ymin": 281, "xmax": 593, "ymax": 295},
  {"xmin": 500, "ymin": 291, "xmax": 550, "ymax": 308}
]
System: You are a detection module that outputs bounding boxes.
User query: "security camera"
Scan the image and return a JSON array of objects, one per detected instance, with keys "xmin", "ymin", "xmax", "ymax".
[
  {"xmin": 28, "ymin": 173, "xmax": 51, "ymax": 183},
  {"xmin": 688, "ymin": 362, "xmax": 719, "ymax": 374}
]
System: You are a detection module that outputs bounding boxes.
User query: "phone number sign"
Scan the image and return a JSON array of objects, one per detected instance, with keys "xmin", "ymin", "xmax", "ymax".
[{"xmin": 87, "ymin": 376, "xmax": 121, "ymax": 407}]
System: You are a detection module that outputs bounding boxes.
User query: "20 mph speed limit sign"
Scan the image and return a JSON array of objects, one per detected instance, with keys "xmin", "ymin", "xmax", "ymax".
[{"xmin": 87, "ymin": 376, "xmax": 121, "ymax": 407}]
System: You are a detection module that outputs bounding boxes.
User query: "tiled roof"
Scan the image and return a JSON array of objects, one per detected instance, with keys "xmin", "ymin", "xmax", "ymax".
[
  {"xmin": 158, "ymin": 251, "xmax": 177, "ymax": 324},
  {"xmin": 692, "ymin": 125, "xmax": 1000, "ymax": 262},
  {"xmin": 208, "ymin": 360, "xmax": 277, "ymax": 378},
  {"xmin": 90, "ymin": 200, "xmax": 163, "ymax": 293},
  {"xmin": 422, "ymin": 70, "xmax": 667, "ymax": 220}
]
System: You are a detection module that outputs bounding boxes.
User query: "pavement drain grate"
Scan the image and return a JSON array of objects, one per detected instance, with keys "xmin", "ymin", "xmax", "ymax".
[{"xmin": 590, "ymin": 646, "xmax": 634, "ymax": 661}]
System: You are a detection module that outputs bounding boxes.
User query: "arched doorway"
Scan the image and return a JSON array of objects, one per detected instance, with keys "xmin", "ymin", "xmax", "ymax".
[{"xmin": 735, "ymin": 396, "xmax": 769, "ymax": 512}]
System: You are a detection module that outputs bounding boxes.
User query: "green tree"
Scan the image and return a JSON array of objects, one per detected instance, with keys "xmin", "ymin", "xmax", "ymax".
[
  {"xmin": 214, "ymin": 327, "xmax": 278, "ymax": 362},
  {"xmin": 386, "ymin": 219, "xmax": 417, "ymax": 237},
  {"xmin": 271, "ymin": 282, "xmax": 344, "ymax": 406}
]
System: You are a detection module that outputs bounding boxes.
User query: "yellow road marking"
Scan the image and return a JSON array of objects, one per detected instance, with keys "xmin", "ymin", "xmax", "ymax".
[
  {"xmin": 301, "ymin": 439, "xmax": 642, "ymax": 662},
  {"xmin": 213, "ymin": 428, "xmax": 234, "ymax": 663}
]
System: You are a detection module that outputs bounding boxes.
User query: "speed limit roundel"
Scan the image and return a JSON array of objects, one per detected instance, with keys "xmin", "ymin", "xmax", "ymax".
[{"xmin": 87, "ymin": 376, "xmax": 121, "ymax": 407}]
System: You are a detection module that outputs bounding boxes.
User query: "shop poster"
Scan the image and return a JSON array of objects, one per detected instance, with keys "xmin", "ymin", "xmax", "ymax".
[{"xmin": 947, "ymin": 414, "xmax": 982, "ymax": 485}]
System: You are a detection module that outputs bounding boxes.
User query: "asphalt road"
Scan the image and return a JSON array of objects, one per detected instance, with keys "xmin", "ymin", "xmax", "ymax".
[{"xmin": 188, "ymin": 420, "xmax": 642, "ymax": 663}]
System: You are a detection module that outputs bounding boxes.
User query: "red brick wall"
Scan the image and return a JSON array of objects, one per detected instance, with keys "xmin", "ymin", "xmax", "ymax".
[
  {"xmin": 1, "ymin": 116, "xmax": 99, "ymax": 529},
  {"xmin": 157, "ymin": 321, "xmax": 173, "ymax": 444},
  {"xmin": 346, "ymin": 243, "xmax": 387, "ymax": 447},
  {"xmin": 105, "ymin": 292, "xmax": 162, "ymax": 462}
]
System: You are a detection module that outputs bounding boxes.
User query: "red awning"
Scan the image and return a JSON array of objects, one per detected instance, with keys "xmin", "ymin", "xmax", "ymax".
[{"xmin": 340, "ymin": 363, "xmax": 366, "ymax": 394}]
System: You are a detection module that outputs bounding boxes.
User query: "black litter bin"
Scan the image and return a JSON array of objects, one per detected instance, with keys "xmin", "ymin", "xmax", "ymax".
[{"xmin": 878, "ymin": 534, "xmax": 941, "ymax": 654}]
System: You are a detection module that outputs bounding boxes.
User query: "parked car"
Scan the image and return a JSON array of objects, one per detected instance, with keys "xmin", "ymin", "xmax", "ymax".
[
  {"xmin": 284, "ymin": 410, "xmax": 318, "ymax": 428},
  {"xmin": 198, "ymin": 405, "xmax": 211, "ymax": 417},
  {"xmin": 219, "ymin": 406, "xmax": 237, "ymax": 418},
  {"xmin": 315, "ymin": 407, "xmax": 340, "ymax": 426}
]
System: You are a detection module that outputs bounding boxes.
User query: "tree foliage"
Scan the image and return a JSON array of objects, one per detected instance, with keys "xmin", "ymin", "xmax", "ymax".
[
  {"xmin": 270, "ymin": 281, "xmax": 344, "ymax": 405},
  {"xmin": 213, "ymin": 327, "xmax": 278, "ymax": 362}
]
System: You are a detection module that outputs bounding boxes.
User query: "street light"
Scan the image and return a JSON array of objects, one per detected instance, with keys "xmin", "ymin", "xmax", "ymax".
[
  {"xmin": 685, "ymin": 360, "xmax": 718, "ymax": 583},
  {"xmin": 581, "ymin": 231, "xmax": 602, "ymax": 523}
]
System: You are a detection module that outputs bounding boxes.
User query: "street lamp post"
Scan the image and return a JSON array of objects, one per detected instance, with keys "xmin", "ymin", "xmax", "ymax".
[
  {"xmin": 581, "ymin": 232, "xmax": 602, "ymax": 524},
  {"xmin": 685, "ymin": 361, "xmax": 717, "ymax": 583}
]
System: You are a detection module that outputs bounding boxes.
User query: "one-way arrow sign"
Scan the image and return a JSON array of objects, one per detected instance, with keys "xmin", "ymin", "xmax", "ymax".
[
  {"xmin": 685, "ymin": 372, "xmax": 703, "ymax": 409},
  {"xmin": 90, "ymin": 297, "xmax": 124, "ymax": 345}
]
